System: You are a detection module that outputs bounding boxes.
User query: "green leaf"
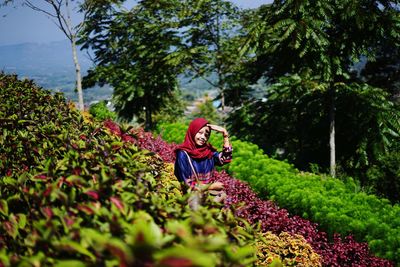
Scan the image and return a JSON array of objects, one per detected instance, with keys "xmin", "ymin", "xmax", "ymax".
[
  {"xmin": 155, "ymin": 247, "xmax": 217, "ymax": 267},
  {"xmin": 128, "ymin": 211, "xmax": 163, "ymax": 248},
  {"xmin": 54, "ymin": 260, "xmax": 87, "ymax": 267},
  {"xmin": 66, "ymin": 175, "xmax": 86, "ymax": 186},
  {"xmin": 55, "ymin": 239, "xmax": 96, "ymax": 262},
  {"xmin": 16, "ymin": 213, "xmax": 27, "ymax": 229},
  {"xmin": 18, "ymin": 252, "xmax": 46, "ymax": 266},
  {"xmin": 0, "ymin": 200, "xmax": 8, "ymax": 216},
  {"xmin": 100, "ymin": 167, "xmax": 110, "ymax": 183}
]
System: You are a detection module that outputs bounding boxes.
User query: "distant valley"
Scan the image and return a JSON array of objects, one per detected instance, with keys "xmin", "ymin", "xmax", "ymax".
[
  {"xmin": 0, "ymin": 40, "xmax": 112, "ymax": 105},
  {"xmin": 0, "ymin": 40, "xmax": 215, "ymax": 107}
]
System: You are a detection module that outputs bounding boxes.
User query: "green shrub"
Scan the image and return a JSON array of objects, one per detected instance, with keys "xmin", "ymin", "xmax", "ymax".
[
  {"xmin": 89, "ymin": 100, "xmax": 117, "ymax": 121},
  {"xmin": 366, "ymin": 150, "xmax": 400, "ymax": 203}
]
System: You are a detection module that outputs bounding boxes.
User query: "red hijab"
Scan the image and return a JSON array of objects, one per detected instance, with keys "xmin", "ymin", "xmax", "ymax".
[{"xmin": 176, "ymin": 118, "xmax": 216, "ymax": 159}]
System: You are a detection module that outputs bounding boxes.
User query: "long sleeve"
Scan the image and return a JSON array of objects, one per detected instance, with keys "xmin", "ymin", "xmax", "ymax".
[
  {"xmin": 174, "ymin": 150, "xmax": 193, "ymax": 185},
  {"xmin": 215, "ymin": 146, "xmax": 233, "ymax": 166}
]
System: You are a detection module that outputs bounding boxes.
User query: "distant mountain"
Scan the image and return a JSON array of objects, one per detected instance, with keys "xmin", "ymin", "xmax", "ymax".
[
  {"xmin": 0, "ymin": 40, "xmax": 216, "ymax": 105},
  {"xmin": 0, "ymin": 40, "xmax": 112, "ymax": 104},
  {"xmin": 0, "ymin": 40, "xmax": 92, "ymax": 74}
]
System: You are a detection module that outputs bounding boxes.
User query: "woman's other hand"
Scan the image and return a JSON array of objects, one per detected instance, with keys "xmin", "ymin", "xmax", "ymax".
[{"xmin": 208, "ymin": 181, "xmax": 224, "ymax": 190}]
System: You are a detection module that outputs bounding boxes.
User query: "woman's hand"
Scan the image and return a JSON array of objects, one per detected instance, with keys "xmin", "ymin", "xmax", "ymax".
[
  {"xmin": 207, "ymin": 124, "xmax": 228, "ymax": 137},
  {"xmin": 207, "ymin": 124, "xmax": 230, "ymax": 147},
  {"xmin": 208, "ymin": 181, "xmax": 224, "ymax": 190}
]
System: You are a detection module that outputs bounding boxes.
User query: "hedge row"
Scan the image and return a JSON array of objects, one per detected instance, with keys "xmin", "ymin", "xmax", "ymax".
[{"xmin": 157, "ymin": 122, "xmax": 400, "ymax": 263}]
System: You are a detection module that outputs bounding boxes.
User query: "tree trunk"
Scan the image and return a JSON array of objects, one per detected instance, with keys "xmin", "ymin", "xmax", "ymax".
[
  {"xmin": 216, "ymin": 0, "xmax": 225, "ymax": 113},
  {"xmin": 329, "ymin": 86, "xmax": 336, "ymax": 177},
  {"xmin": 219, "ymin": 82, "xmax": 225, "ymax": 112},
  {"xmin": 145, "ymin": 105, "xmax": 152, "ymax": 131},
  {"xmin": 71, "ymin": 35, "xmax": 84, "ymax": 111}
]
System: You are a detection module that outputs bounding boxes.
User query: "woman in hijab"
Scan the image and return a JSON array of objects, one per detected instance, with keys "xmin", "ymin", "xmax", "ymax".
[{"xmin": 174, "ymin": 118, "xmax": 232, "ymax": 207}]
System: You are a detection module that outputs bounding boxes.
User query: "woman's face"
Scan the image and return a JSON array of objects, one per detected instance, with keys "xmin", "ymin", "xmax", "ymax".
[{"xmin": 194, "ymin": 126, "xmax": 210, "ymax": 147}]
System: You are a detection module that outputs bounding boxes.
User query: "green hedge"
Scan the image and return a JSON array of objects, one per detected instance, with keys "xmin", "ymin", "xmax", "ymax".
[{"xmin": 158, "ymin": 122, "xmax": 400, "ymax": 262}]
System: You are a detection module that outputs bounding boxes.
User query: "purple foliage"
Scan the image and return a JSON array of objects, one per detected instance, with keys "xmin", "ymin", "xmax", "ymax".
[
  {"xmin": 129, "ymin": 128, "xmax": 178, "ymax": 163},
  {"xmin": 103, "ymin": 120, "xmax": 177, "ymax": 163}
]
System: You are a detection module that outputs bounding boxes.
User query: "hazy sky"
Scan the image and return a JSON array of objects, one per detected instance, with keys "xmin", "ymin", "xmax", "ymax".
[{"xmin": 0, "ymin": 0, "xmax": 272, "ymax": 46}]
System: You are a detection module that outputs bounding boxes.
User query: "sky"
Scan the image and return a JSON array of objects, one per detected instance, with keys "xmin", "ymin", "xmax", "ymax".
[{"xmin": 0, "ymin": 0, "xmax": 273, "ymax": 46}]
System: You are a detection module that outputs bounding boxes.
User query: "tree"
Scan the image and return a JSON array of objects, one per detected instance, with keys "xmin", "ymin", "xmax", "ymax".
[
  {"xmin": 361, "ymin": 42, "xmax": 400, "ymax": 101},
  {"xmin": 175, "ymin": 0, "xmax": 242, "ymax": 114},
  {"xmin": 228, "ymin": 73, "xmax": 400, "ymax": 199},
  {"xmin": 191, "ymin": 93, "xmax": 220, "ymax": 124},
  {"xmin": 234, "ymin": 0, "xmax": 400, "ymax": 177},
  {"xmin": 151, "ymin": 89, "xmax": 186, "ymax": 126},
  {"xmin": 79, "ymin": 0, "xmax": 182, "ymax": 129},
  {"xmin": 2, "ymin": 0, "xmax": 87, "ymax": 111}
]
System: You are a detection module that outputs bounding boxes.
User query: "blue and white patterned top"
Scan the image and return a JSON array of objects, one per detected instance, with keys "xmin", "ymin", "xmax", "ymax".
[{"xmin": 174, "ymin": 146, "xmax": 232, "ymax": 188}]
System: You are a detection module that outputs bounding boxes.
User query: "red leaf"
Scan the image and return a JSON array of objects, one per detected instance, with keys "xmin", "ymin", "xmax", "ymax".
[
  {"xmin": 104, "ymin": 119, "xmax": 122, "ymax": 136},
  {"xmin": 3, "ymin": 221, "xmax": 17, "ymax": 238},
  {"xmin": 86, "ymin": 190, "xmax": 99, "ymax": 200},
  {"xmin": 122, "ymin": 134, "xmax": 134, "ymax": 142},
  {"xmin": 35, "ymin": 174, "xmax": 48, "ymax": 180},
  {"xmin": 77, "ymin": 204, "xmax": 94, "ymax": 215},
  {"xmin": 72, "ymin": 167, "xmax": 82, "ymax": 175},
  {"xmin": 159, "ymin": 257, "xmax": 193, "ymax": 267},
  {"xmin": 64, "ymin": 216, "xmax": 75, "ymax": 227},
  {"xmin": 57, "ymin": 176, "xmax": 65, "ymax": 188},
  {"xmin": 110, "ymin": 197, "xmax": 124, "ymax": 211},
  {"xmin": 42, "ymin": 206, "xmax": 53, "ymax": 218},
  {"xmin": 105, "ymin": 244, "xmax": 130, "ymax": 267},
  {"xmin": 43, "ymin": 185, "xmax": 53, "ymax": 197}
]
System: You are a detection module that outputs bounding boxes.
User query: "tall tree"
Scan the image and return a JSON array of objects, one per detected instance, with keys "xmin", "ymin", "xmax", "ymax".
[
  {"xmin": 175, "ymin": 0, "xmax": 241, "ymax": 114},
  {"xmin": 228, "ymin": 73, "xmax": 400, "ymax": 180},
  {"xmin": 361, "ymin": 42, "xmax": 400, "ymax": 101},
  {"xmin": 236, "ymin": 0, "xmax": 400, "ymax": 177},
  {"xmin": 79, "ymin": 0, "xmax": 182, "ymax": 129},
  {"xmin": 2, "ymin": 0, "xmax": 87, "ymax": 111}
]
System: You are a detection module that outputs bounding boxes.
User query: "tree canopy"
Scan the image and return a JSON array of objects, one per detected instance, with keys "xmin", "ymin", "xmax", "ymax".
[
  {"xmin": 79, "ymin": 0, "xmax": 182, "ymax": 129},
  {"xmin": 229, "ymin": 0, "xmax": 400, "ymax": 177}
]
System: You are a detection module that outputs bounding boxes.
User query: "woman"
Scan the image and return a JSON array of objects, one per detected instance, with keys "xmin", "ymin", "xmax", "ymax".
[{"xmin": 174, "ymin": 118, "xmax": 232, "ymax": 208}]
